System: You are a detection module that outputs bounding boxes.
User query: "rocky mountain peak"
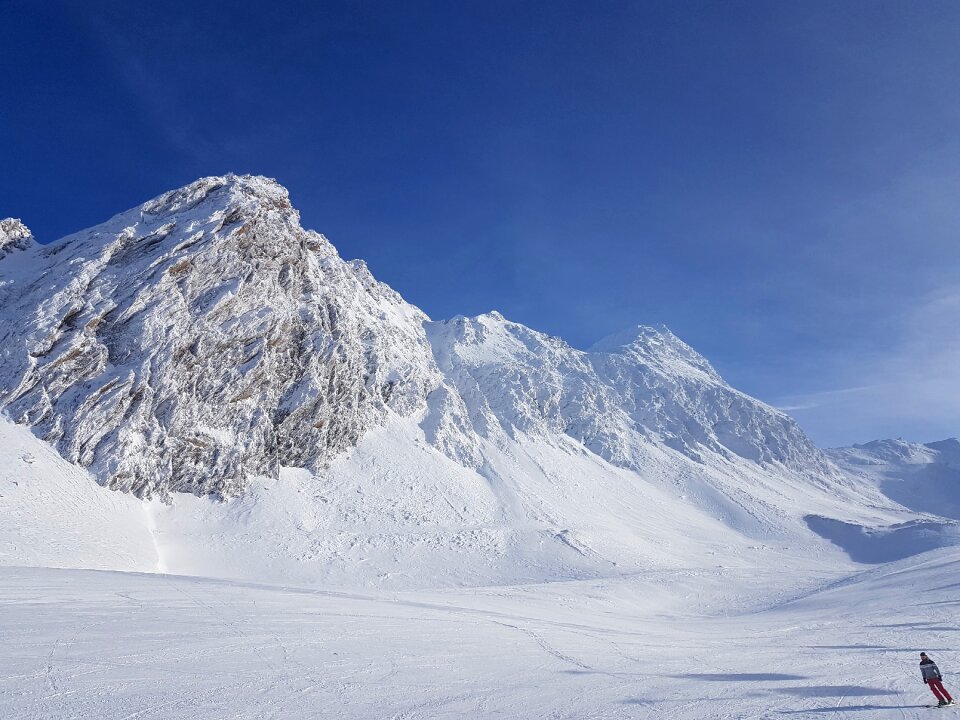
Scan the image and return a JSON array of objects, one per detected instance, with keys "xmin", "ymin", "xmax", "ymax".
[
  {"xmin": 141, "ymin": 174, "xmax": 294, "ymax": 222},
  {"xmin": 0, "ymin": 175, "xmax": 437, "ymax": 498},
  {"xmin": 423, "ymin": 312, "xmax": 830, "ymax": 475},
  {"xmin": 590, "ymin": 324, "xmax": 722, "ymax": 383},
  {"xmin": 590, "ymin": 323, "xmax": 674, "ymax": 350}
]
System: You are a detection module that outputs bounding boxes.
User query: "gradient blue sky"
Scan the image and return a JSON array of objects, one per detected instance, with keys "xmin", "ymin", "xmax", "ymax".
[{"xmin": 3, "ymin": 1, "xmax": 958, "ymax": 446}]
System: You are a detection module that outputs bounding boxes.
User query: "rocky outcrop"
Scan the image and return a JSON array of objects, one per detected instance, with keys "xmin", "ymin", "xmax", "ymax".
[
  {"xmin": 0, "ymin": 176, "xmax": 440, "ymax": 497},
  {"xmin": 0, "ymin": 218, "xmax": 34, "ymax": 260}
]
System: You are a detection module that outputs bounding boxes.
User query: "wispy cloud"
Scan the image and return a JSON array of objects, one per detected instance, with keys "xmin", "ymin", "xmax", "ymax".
[
  {"xmin": 777, "ymin": 385, "xmax": 880, "ymax": 412},
  {"xmin": 779, "ymin": 289, "xmax": 960, "ymax": 446},
  {"xmin": 70, "ymin": 7, "xmax": 222, "ymax": 162}
]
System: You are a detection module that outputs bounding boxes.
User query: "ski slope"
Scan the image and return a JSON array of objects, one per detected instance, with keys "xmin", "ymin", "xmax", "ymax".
[{"xmin": 4, "ymin": 551, "xmax": 958, "ymax": 720}]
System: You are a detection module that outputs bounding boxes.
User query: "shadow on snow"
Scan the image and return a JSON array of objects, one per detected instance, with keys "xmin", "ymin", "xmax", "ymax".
[
  {"xmin": 671, "ymin": 673, "xmax": 809, "ymax": 681},
  {"xmin": 777, "ymin": 704, "xmax": 929, "ymax": 714}
]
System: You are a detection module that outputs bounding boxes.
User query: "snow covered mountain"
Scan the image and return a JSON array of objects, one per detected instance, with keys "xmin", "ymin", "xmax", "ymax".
[
  {"xmin": 428, "ymin": 314, "xmax": 835, "ymax": 476},
  {"xmin": 828, "ymin": 437, "xmax": 960, "ymax": 522},
  {"xmin": 0, "ymin": 174, "xmax": 837, "ymax": 498},
  {"xmin": 0, "ymin": 174, "xmax": 930, "ymax": 587}
]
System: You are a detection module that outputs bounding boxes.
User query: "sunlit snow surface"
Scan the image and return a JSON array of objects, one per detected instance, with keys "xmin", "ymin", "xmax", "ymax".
[{"xmin": 3, "ymin": 554, "xmax": 959, "ymax": 719}]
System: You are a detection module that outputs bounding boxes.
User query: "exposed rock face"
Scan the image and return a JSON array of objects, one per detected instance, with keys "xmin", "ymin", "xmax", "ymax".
[
  {"xmin": 0, "ymin": 176, "xmax": 439, "ymax": 497},
  {"xmin": 0, "ymin": 174, "xmax": 837, "ymax": 498}
]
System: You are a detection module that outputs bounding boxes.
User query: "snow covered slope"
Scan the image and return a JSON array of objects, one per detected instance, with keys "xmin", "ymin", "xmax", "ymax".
[
  {"xmin": 0, "ymin": 412, "xmax": 884, "ymax": 589},
  {"xmin": 801, "ymin": 439, "xmax": 960, "ymax": 563},
  {"xmin": 827, "ymin": 438, "xmax": 960, "ymax": 521},
  {"xmin": 0, "ymin": 417, "xmax": 157, "ymax": 573}
]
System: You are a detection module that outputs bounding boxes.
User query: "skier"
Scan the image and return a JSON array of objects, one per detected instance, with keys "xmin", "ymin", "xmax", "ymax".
[{"xmin": 921, "ymin": 652, "xmax": 955, "ymax": 707}]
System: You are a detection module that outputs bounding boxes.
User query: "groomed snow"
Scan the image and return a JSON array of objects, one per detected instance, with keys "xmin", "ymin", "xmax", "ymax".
[{"xmin": 4, "ymin": 550, "xmax": 959, "ymax": 719}]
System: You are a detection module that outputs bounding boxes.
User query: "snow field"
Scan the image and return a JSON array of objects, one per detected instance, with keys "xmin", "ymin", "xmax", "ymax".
[
  {"xmin": 3, "ymin": 392, "xmax": 959, "ymax": 719},
  {"xmin": 3, "ymin": 551, "xmax": 958, "ymax": 720}
]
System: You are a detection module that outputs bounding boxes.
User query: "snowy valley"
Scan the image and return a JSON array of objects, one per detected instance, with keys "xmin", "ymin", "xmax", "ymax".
[{"xmin": 2, "ymin": 176, "xmax": 958, "ymax": 719}]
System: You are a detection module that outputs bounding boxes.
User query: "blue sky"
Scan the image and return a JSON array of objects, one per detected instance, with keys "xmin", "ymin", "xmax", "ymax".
[{"xmin": 2, "ymin": 1, "xmax": 958, "ymax": 446}]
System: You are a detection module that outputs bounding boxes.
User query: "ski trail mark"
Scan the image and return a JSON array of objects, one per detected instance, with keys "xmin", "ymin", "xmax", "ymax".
[
  {"xmin": 142, "ymin": 500, "xmax": 167, "ymax": 573},
  {"xmin": 492, "ymin": 620, "xmax": 592, "ymax": 671}
]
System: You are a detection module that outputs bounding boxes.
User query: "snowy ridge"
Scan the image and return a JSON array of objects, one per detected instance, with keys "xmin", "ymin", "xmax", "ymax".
[
  {"xmin": 427, "ymin": 313, "xmax": 835, "ymax": 476},
  {"xmin": 0, "ymin": 218, "xmax": 34, "ymax": 260},
  {"xmin": 827, "ymin": 437, "xmax": 960, "ymax": 523}
]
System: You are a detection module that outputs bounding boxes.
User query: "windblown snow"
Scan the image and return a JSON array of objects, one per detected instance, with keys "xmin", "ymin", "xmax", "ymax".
[{"xmin": 2, "ymin": 175, "xmax": 958, "ymax": 719}]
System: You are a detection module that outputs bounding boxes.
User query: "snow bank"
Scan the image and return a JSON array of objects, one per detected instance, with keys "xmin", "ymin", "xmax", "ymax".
[{"xmin": 0, "ymin": 417, "xmax": 157, "ymax": 572}]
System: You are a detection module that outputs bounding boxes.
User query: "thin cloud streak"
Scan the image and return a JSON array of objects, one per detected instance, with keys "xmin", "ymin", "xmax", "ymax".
[
  {"xmin": 781, "ymin": 289, "xmax": 960, "ymax": 447},
  {"xmin": 777, "ymin": 385, "xmax": 882, "ymax": 412}
]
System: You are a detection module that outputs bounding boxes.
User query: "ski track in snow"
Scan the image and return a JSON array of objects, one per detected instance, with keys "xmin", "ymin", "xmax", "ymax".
[{"xmin": 3, "ymin": 552, "xmax": 960, "ymax": 720}]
